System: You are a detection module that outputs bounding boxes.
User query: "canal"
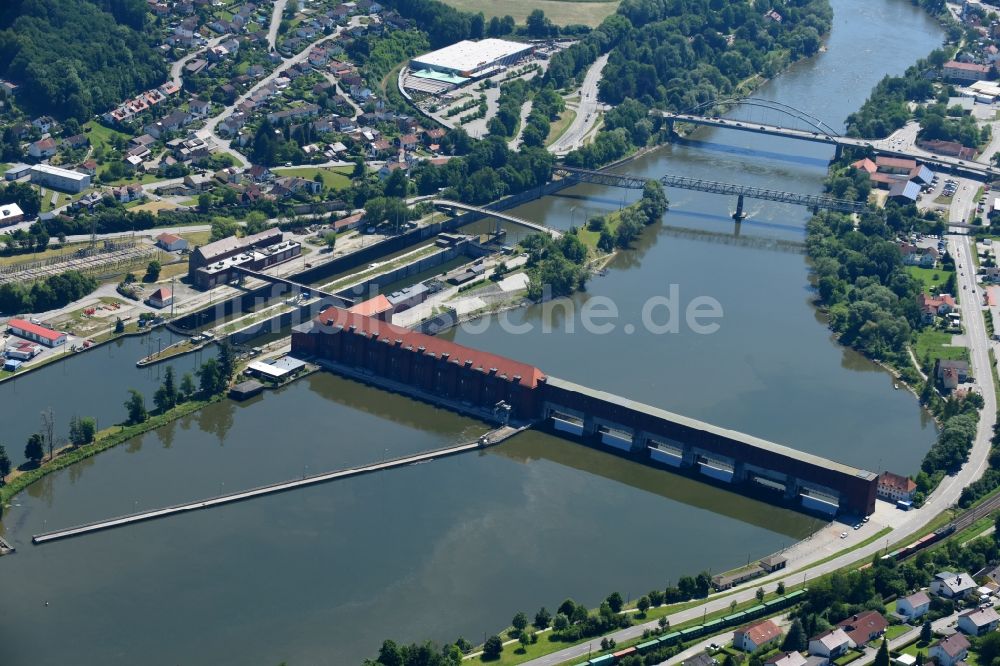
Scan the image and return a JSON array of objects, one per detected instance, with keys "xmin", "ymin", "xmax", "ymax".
[{"xmin": 0, "ymin": 1, "xmax": 944, "ymax": 664}]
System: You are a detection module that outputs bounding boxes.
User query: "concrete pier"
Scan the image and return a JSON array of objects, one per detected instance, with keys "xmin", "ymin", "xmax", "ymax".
[{"xmin": 32, "ymin": 427, "xmax": 524, "ymax": 545}]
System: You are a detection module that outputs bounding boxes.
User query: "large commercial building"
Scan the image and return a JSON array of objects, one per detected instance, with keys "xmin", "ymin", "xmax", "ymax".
[
  {"xmin": 410, "ymin": 39, "xmax": 533, "ymax": 80},
  {"xmin": 188, "ymin": 228, "xmax": 301, "ymax": 289},
  {"xmin": 7, "ymin": 319, "xmax": 67, "ymax": 347},
  {"xmin": 29, "ymin": 164, "xmax": 91, "ymax": 193}
]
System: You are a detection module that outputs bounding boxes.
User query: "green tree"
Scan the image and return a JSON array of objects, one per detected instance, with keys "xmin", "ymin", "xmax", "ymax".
[
  {"xmin": 154, "ymin": 366, "xmax": 178, "ymax": 412},
  {"xmin": 198, "ymin": 357, "xmax": 221, "ymax": 397},
  {"xmin": 783, "ymin": 619, "xmax": 806, "ymax": 652},
  {"xmin": 24, "ymin": 433, "xmax": 44, "ymax": 464},
  {"xmin": 756, "ymin": 587, "xmax": 765, "ymax": 602},
  {"xmin": 353, "ymin": 157, "xmax": 367, "ymax": 179},
  {"xmin": 483, "ymin": 634, "xmax": 503, "ymax": 659},
  {"xmin": 777, "ymin": 581, "xmax": 786, "ymax": 595},
  {"xmin": 217, "ymin": 341, "xmax": 235, "ymax": 392},
  {"xmin": 114, "ymin": 317, "xmax": 125, "ymax": 334},
  {"xmin": 534, "ymin": 607, "xmax": 551, "ymax": 630},
  {"xmin": 637, "ymin": 596, "xmax": 650, "ymax": 615},
  {"xmin": 606, "ymin": 591, "xmax": 624, "ymax": 613},
  {"xmin": 198, "ymin": 192, "xmax": 212, "ymax": 213},
  {"xmin": 144, "ymin": 260, "xmax": 161, "ymax": 282},
  {"xmin": 179, "ymin": 372, "xmax": 196, "ymax": 402},
  {"xmin": 920, "ymin": 620, "xmax": 933, "ymax": 644},
  {"xmin": 0, "ymin": 444, "xmax": 11, "ymax": 480},
  {"xmin": 324, "ymin": 232, "xmax": 337, "ymax": 252},
  {"xmin": 518, "ymin": 632, "xmax": 530, "ymax": 653},
  {"xmin": 124, "ymin": 389, "xmax": 147, "ymax": 425},
  {"xmin": 977, "ymin": 632, "xmax": 1000, "ymax": 664},
  {"xmin": 512, "ymin": 611, "xmax": 528, "ymax": 635},
  {"xmin": 69, "ymin": 415, "xmax": 96, "ymax": 446},
  {"xmin": 874, "ymin": 640, "xmax": 890, "ymax": 666},
  {"xmin": 553, "ymin": 613, "xmax": 569, "ymax": 632}
]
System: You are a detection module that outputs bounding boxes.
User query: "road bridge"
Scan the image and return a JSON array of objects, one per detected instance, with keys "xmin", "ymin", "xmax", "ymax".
[
  {"xmin": 554, "ymin": 166, "xmax": 867, "ymax": 220},
  {"xmin": 233, "ymin": 266, "xmax": 354, "ymax": 306},
  {"xmin": 432, "ymin": 199, "xmax": 563, "ymax": 238},
  {"xmin": 655, "ymin": 109, "xmax": 996, "ymax": 181}
]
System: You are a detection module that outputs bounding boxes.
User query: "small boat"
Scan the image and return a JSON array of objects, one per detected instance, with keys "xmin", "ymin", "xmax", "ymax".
[{"xmin": 893, "ymin": 383, "xmax": 899, "ymax": 390}]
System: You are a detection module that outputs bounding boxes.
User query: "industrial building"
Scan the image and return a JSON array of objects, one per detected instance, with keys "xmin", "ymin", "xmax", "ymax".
[
  {"xmin": 409, "ymin": 39, "xmax": 533, "ymax": 81},
  {"xmin": 29, "ymin": 164, "xmax": 91, "ymax": 193},
  {"xmin": 7, "ymin": 319, "xmax": 67, "ymax": 347},
  {"xmin": 0, "ymin": 202, "xmax": 24, "ymax": 226},
  {"xmin": 188, "ymin": 228, "xmax": 301, "ymax": 289}
]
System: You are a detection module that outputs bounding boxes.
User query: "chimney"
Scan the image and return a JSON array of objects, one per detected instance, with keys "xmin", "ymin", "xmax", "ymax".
[
  {"xmin": 465, "ymin": 359, "xmax": 473, "ymax": 367},
  {"xmin": 395, "ymin": 339, "xmax": 403, "ymax": 346},
  {"xmin": 489, "ymin": 367, "xmax": 498, "ymax": 375}
]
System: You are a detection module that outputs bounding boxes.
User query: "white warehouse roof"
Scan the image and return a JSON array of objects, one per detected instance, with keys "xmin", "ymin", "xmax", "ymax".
[
  {"xmin": 0, "ymin": 202, "xmax": 23, "ymax": 222},
  {"xmin": 30, "ymin": 164, "xmax": 89, "ymax": 182},
  {"xmin": 411, "ymin": 39, "xmax": 531, "ymax": 73}
]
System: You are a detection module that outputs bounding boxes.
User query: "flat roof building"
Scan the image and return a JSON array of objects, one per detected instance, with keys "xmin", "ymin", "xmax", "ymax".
[
  {"xmin": 410, "ymin": 39, "xmax": 533, "ymax": 78},
  {"xmin": 246, "ymin": 356, "xmax": 307, "ymax": 381},
  {"xmin": 29, "ymin": 164, "xmax": 91, "ymax": 193},
  {"xmin": 0, "ymin": 202, "xmax": 24, "ymax": 226}
]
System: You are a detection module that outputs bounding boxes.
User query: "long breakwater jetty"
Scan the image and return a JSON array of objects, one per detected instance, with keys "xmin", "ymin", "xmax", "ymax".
[{"xmin": 32, "ymin": 426, "xmax": 524, "ymax": 545}]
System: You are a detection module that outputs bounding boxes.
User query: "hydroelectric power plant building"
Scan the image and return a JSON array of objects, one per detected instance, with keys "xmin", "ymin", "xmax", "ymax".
[{"xmin": 292, "ymin": 308, "xmax": 878, "ymax": 517}]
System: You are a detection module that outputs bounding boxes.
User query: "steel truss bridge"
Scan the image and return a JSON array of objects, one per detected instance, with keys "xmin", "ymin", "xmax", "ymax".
[{"xmin": 554, "ymin": 166, "xmax": 868, "ymax": 219}]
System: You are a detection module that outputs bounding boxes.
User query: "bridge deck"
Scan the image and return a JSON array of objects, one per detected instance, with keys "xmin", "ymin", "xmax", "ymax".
[{"xmin": 433, "ymin": 199, "xmax": 562, "ymax": 238}]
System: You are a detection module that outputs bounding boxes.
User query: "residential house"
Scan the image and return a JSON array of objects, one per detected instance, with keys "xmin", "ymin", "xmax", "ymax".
[
  {"xmin": 63, "ymin": 134, "xmax": 89, "ymax": 150},
  {"xmin": 189, "ymin": 97, "xmax": 212, "ymax": 116},
  {"xmin": 836, "ymin": 611, "xmax": 888, "ymax": 648},
  {"xmin": 378, "ymin": 161, "xmax": 407, "ymax": 179},
  {"xmin": 931, "ymin": 572, "xmax": 977, "ymax": 599},
  {"xmin": 145, "ymin": 110, "xmax": 192, "ymax": 139},
  {"xmin": 32, "ymin": 116, "xmax": 56, "ymax": 133},
  {"xmin": 247, "ymin": 165, "xmax": 274, "ymax": 183},
  {"xmin": 943, "ymin": 60, "xmax": 992, "ymax": 82},
  {"xmin": 809, "ymin": 628, "xmax": 852, "ymax": 660},
  {"xmin": 766, "ymin": 654, "xmax": 805, "ymax": 666},
  {"xmin": 896, "ymin": 591, "xmax": 930, "ymax": 621},
  {"xmin": 930, "ymin": 633, "xmax": 970, "ymax": 666},
  {"xmin": 917, "ymin": 293, "xmax": 956, "ymax": 323},
  {"xmin": 369, "ymin": 139, "xmax": 392, "ymax": 159},
  {"xmin": 935, "ymin": 360, "xmax": 970, "ymax": 391},
  {"xmin": 396, "ymin": 133, "xmax": 418, "ymax": 150},
  {"xmin": 156, "ymin": 233, "xmax": 189, "ymax": 252},
  {"xmin": 877, "ymin": 472, "xmax": 917, "ymax": 504},
  {"xmin": 734, "ymin": 620, "xmax": 783, "ymax": 652},
  {"xmin": 28, "ymin": 137, "xmax": 58, "ymax": 159},
  {"xmin": 333, "ymin": 116, "xmax": 357, "ymax": 132},
  {"xmin": 266, "ymin": 103, "xmax": 321, "ymax": 124},
  {"xmin": 957, "ymin": 607, "xmax": 1000, "ymax": 636}
]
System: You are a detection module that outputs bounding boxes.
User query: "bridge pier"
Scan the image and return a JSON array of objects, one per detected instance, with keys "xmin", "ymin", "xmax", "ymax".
[
  {"xmin": 733, "ymin": 194, "xmax": 746, "ymax": 223},
  {"xmin": 834, "ymin": 143, "xmax": 844, "ymax": 160}
]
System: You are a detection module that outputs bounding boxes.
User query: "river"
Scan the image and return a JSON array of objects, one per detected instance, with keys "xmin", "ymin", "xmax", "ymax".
[{"xmin": 0, "ymin": 1, "xmax": 944, "ymax": 664}]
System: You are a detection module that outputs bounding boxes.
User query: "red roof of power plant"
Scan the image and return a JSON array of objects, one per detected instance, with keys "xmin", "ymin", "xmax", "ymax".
[
  {"xmin": 313, "ymin": 307, "xmax": 545, "ymax": 388},
  {"xmin": 8, "ymin": 318, "xmax": 63, "ymax": 342},
  {"xmin": 348, "ymin": 294, "xmax": 392, "ymax": 317}
]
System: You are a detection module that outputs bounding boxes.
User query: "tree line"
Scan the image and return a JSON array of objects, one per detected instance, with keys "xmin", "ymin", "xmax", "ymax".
[
  {"xmin": 0, "ymin": 270, "xmax": 97, "ymax": 315},
  {"xmin": 0, "ymin": 0, "xmax": 166, "ymax": 120}
]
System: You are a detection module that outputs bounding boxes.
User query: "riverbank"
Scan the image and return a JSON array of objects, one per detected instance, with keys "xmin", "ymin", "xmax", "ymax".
[{"xmin": 0, "ymin": 394, "xmax": 223, "ymax": 511}]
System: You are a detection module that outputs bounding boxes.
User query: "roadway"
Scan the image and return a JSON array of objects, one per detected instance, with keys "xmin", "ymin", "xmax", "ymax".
[
  {"xmin": 549, "ymin": 54, "xmax": 610, "ymax": 156},
  {"xmin": 267, "ymin": 0, "xmax": 288, "ymax": 52},
  {"xmin": 656, "ymin": 112, "xmax": 997, "ymax": 180},
  {"xmin": 170, "ymin": 35, "xmax": 228, "ymax": 87}
]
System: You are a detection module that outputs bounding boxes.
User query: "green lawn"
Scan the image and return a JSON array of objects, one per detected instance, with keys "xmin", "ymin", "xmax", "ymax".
[
  {"xmin": 271, "ymin": 166, "xmax": 353, "ymax": 191},
  {"xmin": 912, "ymin": 328, "xmax": 968, "ymax": 368},
  {"xmin": 83, "ymin": 120, "xmax": 132, "ymax": 153},
  {"xmin": 884, "ymin": 625, "xmax": 912, "ymax": 640},
  {"xmin": 906, "ymin": 266, "xmax": 954, "ymax": 292}
]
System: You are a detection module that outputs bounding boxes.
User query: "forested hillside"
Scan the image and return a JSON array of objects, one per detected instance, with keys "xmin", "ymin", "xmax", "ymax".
[{"xmin": 0, "ymin": 0, "xmax": 165, "ymax": 120}]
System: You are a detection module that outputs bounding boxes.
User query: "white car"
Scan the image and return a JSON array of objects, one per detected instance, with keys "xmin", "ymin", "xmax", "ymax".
[{"xmin": 840, "ymin": 532, "xmax": 849, "ymax": 539}]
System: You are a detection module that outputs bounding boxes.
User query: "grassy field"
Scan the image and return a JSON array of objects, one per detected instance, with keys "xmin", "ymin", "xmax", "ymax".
[
  {"xmin": 545, "ymin": 108, "xmax": 577, "ymax": 147},
  {"xmin": 440, "ymin": 0, "xmax": 620, "ymax": 27},
  {"xmin": 83, "ymin": 120, "xmax": 131, "ymax": 153},
  {"xmin": 0, "ymin": 240, "xmax": 102, "ymax": 267},
  {"xmin": 271, "ymin": 166, "xmax": 353, "ymax": 191},
  {"xmin": 912, "ymin": 328, "xmax": 968, "ymax": 367},
  {"xmin": 906, "ymin": 266, "xmax": 955, "ymax": 292},
  {"xmin": 130, "ymin": 200, "xmax": 179, "ymax": 215}
]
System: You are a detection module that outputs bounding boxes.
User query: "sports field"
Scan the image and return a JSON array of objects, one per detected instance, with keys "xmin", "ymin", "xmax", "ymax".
[{"xmin": 440, "ymin": 0, "xmax": 620, "ymax": 28}]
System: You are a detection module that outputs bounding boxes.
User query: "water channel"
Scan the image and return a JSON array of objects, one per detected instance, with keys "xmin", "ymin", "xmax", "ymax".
[{"xmin": 0, "ymin": 1, "xmax": 946, "ymax": 663}]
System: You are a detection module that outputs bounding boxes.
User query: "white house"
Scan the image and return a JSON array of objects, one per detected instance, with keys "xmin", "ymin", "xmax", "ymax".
[
  {"xmin": 929, "ymin": 633, "xmax": 970, "ymax": 666},
  {"xmin": 931, "ymin": 572, "xmax": 977, "ymax": 599},
  {"xmin": 734, "ymin": 620, "xmax": 783, "ymax": 653},
  {"xmin": 148, "ymin": 287, "xmax": 173, "ymax": 309},
  {"xmin": 808, "ymin": 628, "xmax": 851, "ymax": 660},
  {"xmin": 766, "ymin": 652, "xmax": 807, "ymax": 666},
  {"xmin": 957, "ymin": 606, "xmax": 1000, "ymax": 636},
  {"xmin": 156, "ymin": 232, "xmax": 189, "ymax": 252},
  {"xmin": 896, "ymin": 591, "xmax": 931, "ymax": 621}
]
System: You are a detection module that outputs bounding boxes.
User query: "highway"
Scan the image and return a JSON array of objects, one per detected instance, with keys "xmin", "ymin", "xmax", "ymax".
[
  {"xmin": 549, "ymin": 54, "xmax": 610, "ymax": 156},
  {"xmin": 656, "ymin": 112, "xmax": 997, "ymax": 180}
]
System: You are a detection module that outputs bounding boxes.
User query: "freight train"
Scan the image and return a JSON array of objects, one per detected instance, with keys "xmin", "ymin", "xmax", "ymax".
[
  {"xmin": 574, "ymin": 589, "xmax": 806, "ymax": 666},
  {"xmin": 879, "ymin": 525, "xmax": 956, "ymax": 563}
]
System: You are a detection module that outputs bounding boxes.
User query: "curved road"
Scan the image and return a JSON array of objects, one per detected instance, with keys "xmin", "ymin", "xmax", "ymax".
[
  {"xmin": 267, "ymin": 0, "xmax": 288, "ymax": 52},
  {"xmin": 549, "ymin": 53, "xmax": 610, "ymax": 156}
]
